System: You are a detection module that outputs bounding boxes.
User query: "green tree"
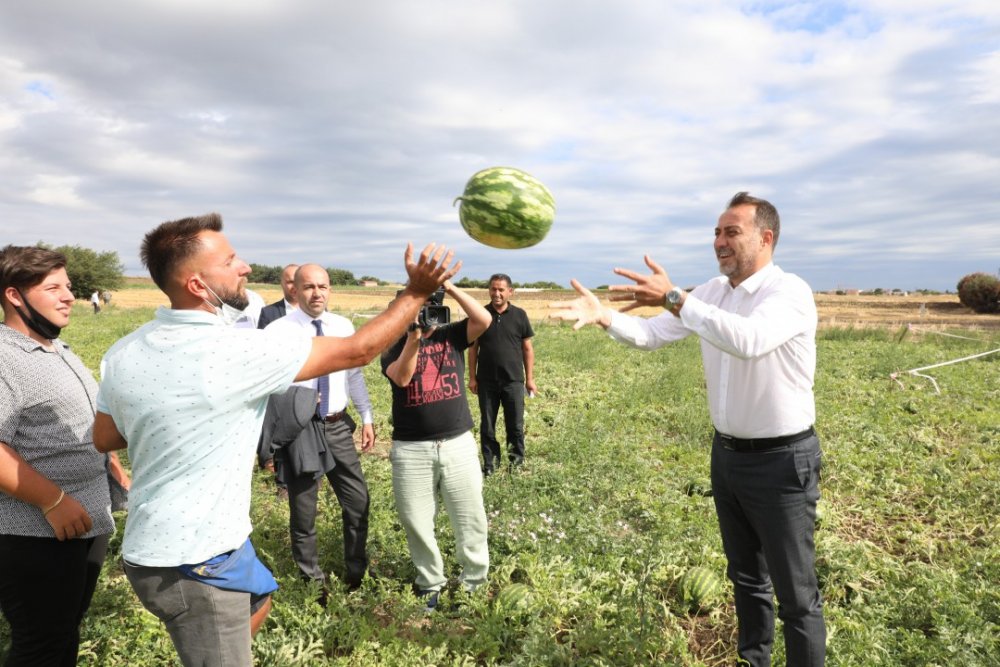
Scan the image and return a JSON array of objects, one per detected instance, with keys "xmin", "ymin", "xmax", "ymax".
[
  {"xmin": 455, "ymin": 277, "xmax": 488, "ymax": 289},
  {"xmin": 327, "ymin": 267, "xmax": 356, "ymax": 286},
  {"xmin": 956, "ymin": 272, "xmax": 1000, "ymax": 313},
  {"xmin": 249, "ymin": 263, "xmax": 283, "ymax": 284},
  {"xmin": 519, "ymin": 280, "xmax": 564, "ymax": 289},
  {"xmin": 44, "ymin": 243, "xmax": 125, "ymax": 298}
]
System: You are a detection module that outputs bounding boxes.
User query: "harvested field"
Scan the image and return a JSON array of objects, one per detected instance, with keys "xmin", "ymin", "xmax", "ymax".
[{"xmin": 111, "ymin": 279, "xmax": 999, "ymax": 331}]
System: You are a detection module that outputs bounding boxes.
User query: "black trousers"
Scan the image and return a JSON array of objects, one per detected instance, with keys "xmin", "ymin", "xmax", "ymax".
[
  {"xmin": 282, "ymin": 419, "xmax": 370, "ymax": 587},
  {"xmin": 711, "ymin": 432, "xmax": 826, "ymax": 667},
  {"xmin": 0, "ymin": 533, "xmax": 110, "ymax": 667},
  {"xmin": 476, "ymin": 380, "xmax": 526, "ymax": 469}
]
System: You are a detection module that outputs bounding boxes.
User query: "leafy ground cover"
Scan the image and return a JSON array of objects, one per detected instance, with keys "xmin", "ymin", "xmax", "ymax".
[{"xmin": 2, "ymin": 303, "xmax": 997, "ymax": 665}]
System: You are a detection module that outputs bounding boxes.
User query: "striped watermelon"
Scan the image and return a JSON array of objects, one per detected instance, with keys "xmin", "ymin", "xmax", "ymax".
[
  {"xmin": 453, "ymin": 167, "xmax": 555, "ymax": 249},
  {"xmin": 495, "ymin": 582, "xmax": 534, "ymax": 612},
  {"xmin": 679, "ymin": 566, "xmax": 722, "ymax": 612}
]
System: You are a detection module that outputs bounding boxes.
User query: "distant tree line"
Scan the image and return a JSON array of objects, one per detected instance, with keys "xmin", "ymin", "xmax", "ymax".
[
  {"xmin": 248, "ymin": 263, "xmax": 388, "ymax": 286},
  {"xmin": 36, "ymin": 242, "xmax": 125, "ymax": 298},
  {"xmin": 454, "ymin": 277, "xmax": 564, "ymax": 289}
]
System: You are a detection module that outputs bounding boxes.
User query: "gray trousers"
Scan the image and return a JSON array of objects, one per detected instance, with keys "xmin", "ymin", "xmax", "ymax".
[
  {"xmin": 711, "ymin": 432, "xmax": 826, "ymax": 667},
  {"xmin": 283, "ymin": 419, "xmax": 370, "ymax": 587},
  {"xmin": 124, "ymin": 562, "xmax": 254, "ymax": 667}
]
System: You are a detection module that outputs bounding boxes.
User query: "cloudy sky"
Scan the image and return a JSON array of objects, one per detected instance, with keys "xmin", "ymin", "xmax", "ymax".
[{"xmin": 2, "ymin": 1, "xmax": 998, "ymax": 292}]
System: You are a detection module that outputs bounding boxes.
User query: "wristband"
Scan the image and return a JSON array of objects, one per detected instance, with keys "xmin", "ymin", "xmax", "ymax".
[{"xmin": 43, "ymin": 490, "xmax": 65, "ymax": 516}]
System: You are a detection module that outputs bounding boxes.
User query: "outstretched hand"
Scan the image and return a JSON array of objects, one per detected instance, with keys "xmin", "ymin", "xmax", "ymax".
[
  {"xmin": 548, "ymin": 279, "xmax": 612, "ymax": 330},
  {"xmin": 607, "ymin": 255, "xmax": 673, "ymax": 312},
  {"xmin": 404, "ymin": 243, "xmax": 461, "ymax": 297}
]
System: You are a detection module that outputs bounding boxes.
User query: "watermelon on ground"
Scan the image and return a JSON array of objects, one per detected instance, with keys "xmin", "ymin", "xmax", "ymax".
[
  {"xmin": 679, "ymin": 566, "xmax": 722, "ymax": 613},
  {"xmin": 495, "ymin": 582, "xmax": 534, "ymax": 613},
  {"xmin": 454, "ymin": 167, "xmax": 555, "ymax": 249}
]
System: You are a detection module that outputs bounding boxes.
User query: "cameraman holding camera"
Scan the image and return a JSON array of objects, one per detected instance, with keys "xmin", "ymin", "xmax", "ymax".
[{"xmin": 381, "ymin": 280, "xmax": 491, "ymax": 611}]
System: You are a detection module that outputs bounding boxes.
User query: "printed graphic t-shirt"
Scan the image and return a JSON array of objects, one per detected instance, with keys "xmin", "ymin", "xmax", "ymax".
[{"xmin": 381, "ymin": 322, "xmax": 473, "ymax": 442}]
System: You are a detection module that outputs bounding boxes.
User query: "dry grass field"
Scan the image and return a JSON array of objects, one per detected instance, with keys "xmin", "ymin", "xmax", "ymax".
[{"xmin": 114, "ymin": 278, "xmax": 1000, "ymax": 331}]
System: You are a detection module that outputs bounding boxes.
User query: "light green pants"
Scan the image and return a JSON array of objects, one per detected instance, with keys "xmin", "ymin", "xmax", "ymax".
[{"xmin": 390, "ymin": 431, "xmax": 489, "ymax": 592}]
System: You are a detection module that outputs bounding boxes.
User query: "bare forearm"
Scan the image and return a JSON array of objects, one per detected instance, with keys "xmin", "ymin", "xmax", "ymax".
[
  {"xmin": 0, "ymin": 442, "xmax": 63, "ymax": 509},
  {"xmin": 107, "ymin": 451, "xmax": 131, "ymax": 490},
  {"xmin": 445, "ymin": 283, "xmax": 491, "ymax": 337},
  {"xmin": 298, "ymin": 290, "xmax": 425, "ymax": 381},
  {"xmin": 468, "ymin": 343, "xmax": 479, "ymax": 380},
  {"xmin": 385, "ymin": 333, "xmax": 421, "ymax": 386},
  {"xmin": 93, "ymin": 411, "xmax": 127, "ymax": 452}
]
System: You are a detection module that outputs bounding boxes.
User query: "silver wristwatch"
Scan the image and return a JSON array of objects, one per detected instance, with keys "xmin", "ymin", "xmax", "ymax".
[{"xmin": 665, "ymin": 287, "xmax": 685, "ymax": 308}]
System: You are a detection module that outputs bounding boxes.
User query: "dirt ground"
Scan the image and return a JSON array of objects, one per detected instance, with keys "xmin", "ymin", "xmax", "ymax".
[{"xmin": 111, "ymin": 281, "xmax": 999, "ymax": 331}]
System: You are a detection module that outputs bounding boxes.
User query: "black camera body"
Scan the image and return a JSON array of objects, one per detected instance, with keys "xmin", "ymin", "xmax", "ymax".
[
  {"xmin": 419, "ymin": 287, "xmax": 451, "ymax": 330},
  {"xmin": 398, "ymin": 287, "xmax": 451, "ymax": 331}
]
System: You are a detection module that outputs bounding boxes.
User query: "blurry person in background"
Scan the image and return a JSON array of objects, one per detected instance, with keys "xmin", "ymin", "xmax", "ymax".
[
  {"xmin": 257, "ymin": 263, "xmax": 300, "ymax": 329},
  {"xmin": 257, "ymin": 263, "xmax": 302, "ymax": 485}
]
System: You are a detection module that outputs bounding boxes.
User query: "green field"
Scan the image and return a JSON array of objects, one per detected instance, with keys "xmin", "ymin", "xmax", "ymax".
[{"xmin": 3, "ymin": 303, "xmax": 998, "ymax": 666}]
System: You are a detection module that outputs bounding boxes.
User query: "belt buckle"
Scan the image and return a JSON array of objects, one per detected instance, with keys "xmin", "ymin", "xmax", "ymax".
[{"xmin": 718, "ymin": 433, "xmax": 737, "ymax": 451}]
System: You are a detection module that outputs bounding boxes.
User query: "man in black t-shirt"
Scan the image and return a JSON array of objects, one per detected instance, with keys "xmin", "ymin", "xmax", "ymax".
[
  {"xmin": 381, "ymin": 281, "xmax": 491, "ymax": 610},
  {"xmin": 468, "ymin": 273, "xmax": 536, "ymax": 475}
]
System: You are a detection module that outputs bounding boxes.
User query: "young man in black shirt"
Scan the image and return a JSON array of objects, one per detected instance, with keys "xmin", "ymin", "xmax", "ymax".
[{"xmin": 381, "ymin": 280, "xmax": 491, "ymax": 610}]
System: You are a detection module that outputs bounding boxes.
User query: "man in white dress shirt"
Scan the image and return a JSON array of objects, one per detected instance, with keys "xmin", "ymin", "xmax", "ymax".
[
  {"xmin": 551, "ymin": 192, "xmax": 825, "ymax": 667},
  {"xmin": 266, "ymin": 264, "xmax": 375, "ymax": 592}
]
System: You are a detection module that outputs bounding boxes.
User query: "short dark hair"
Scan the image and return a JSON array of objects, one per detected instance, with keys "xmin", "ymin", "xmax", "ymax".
[
  {"xmin": 140, "ymin": 213, "xmax": 223, "ymax": 291},
  {"xmin": 488, "ymin": 273, "xmax": 513, "ymax": 287},
  {"xmin": 728, "ymin": 192, "xmax": 780, "ymax": 249},
  {"xmin": 0, "ymin": 245, "xmax": 68, "ymax": 300}
]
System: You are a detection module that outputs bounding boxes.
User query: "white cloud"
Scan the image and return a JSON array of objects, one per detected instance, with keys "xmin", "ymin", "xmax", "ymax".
[
  {"xmin": 0, "ymin": 1, "xmax": 997, "ymax": 290},
  {"xmin": 27, "ymin": 174, "xmax": 89, "ymax": 208}
]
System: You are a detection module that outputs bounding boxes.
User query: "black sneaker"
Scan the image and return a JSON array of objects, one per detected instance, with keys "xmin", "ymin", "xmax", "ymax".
[{"xmin": 483, "ymin": 467, "xmax": 494, "ymax": 478}]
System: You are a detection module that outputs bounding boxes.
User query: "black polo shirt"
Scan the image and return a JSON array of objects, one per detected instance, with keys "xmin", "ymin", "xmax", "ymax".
[{"xmin": 474, "ymin": 302, "xmax": 534, "ymax": 383}]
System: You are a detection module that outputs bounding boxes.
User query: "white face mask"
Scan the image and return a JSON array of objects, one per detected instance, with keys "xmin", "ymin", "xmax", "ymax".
[{"xmin": 201, "ymin": 282, "xmax": 246, "ymax": 326}]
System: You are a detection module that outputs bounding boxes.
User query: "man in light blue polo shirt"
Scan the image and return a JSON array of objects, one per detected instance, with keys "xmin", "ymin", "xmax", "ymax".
[{"xmin": 93, "ymin": 213, "xmax": 459, "ymax": 667}]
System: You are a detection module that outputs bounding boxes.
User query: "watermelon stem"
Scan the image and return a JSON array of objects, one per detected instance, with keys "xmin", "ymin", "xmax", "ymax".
[{"xmin": 452, "ymin": 196, "xmax": 464, "ymax": 207}]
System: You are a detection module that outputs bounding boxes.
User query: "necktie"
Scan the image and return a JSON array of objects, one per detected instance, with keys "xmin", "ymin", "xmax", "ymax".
[{"xmin": 311, "ymin": 319, "xmax": 329, "ymax": 418}]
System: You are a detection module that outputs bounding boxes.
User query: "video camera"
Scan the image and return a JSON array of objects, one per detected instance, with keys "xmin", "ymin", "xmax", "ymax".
[{"xmin": 397, "ymin": 287, "xmax": 451, "ymax": 331}]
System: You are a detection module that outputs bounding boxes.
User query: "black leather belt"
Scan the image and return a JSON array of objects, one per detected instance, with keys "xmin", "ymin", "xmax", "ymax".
[
  {"xmin": 322, "ymin": 410, "xmax": 347, "ymax": 424},
  {"xmin": 716, "ymin": 426, "xmax": 815, "ymax": 452}
]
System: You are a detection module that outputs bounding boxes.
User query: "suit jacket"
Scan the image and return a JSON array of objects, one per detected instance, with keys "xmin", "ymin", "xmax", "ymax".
[
  {"xmin": 258, "ymin": 386, "xmax": 336, "ymax": 483},
  {"xmin": 257, "ymin": 299, "xmax": 287, "ymax": 329}
]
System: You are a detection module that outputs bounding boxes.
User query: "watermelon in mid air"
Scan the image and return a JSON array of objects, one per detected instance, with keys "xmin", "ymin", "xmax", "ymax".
[{"xmin": 454, "ymin": 167, "xmax": 555, "ymax": 249}]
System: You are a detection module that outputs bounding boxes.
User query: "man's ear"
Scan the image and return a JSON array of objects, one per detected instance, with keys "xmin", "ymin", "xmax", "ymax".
[
  {"xmin": 761, "ymin": 228, "xmax": 774, "ymax": 249},
  {"xmin": 184, "ymin": 274, "xmax": 211, "ymax": 302}
]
